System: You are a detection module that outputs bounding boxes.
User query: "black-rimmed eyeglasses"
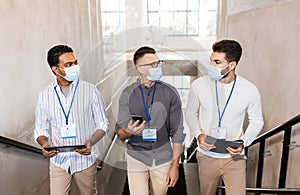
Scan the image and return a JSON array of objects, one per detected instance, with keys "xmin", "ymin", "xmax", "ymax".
[{"xmin": 139, "ymin": 60, "xmax": 163, "ymax": 68}]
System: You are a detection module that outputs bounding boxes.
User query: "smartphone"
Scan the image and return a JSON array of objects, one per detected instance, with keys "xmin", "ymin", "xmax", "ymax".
[{"xmin": 131, "ymin": 115, "xmax": 143, "ymax": 124}]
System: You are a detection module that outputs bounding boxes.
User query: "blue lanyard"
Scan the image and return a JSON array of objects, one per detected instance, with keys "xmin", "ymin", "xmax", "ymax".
[
  {"xmin": 54, "ymin": 80, "xmax": 79, "ymax": 125},
  {"xmin": 138, "ymin": 81, "xmax": 157, "ymax": 124},
  {"xmin": 215, "ymin": 75, "xmax": 236, "ymax": 127}
]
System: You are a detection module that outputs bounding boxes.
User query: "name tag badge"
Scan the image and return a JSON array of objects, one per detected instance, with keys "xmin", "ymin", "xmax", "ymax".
[
  {"xmin": 61, "ymin": 124, "xmax": 77, "ymax": 139},
  {"xmin": 211, "ymin": 127, "xmax": 227, "ymax": 140},
  {"xmin": 142, "ymin": 128, "xmax": 157, "ymax": 141}
]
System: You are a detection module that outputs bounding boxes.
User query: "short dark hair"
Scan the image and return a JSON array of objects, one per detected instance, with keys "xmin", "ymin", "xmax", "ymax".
[
  {"xmin": 47, "ymin": 45, "xmax": 73, "ymax": 68},
  {"xmin": 133, "ymin": 46, "xmax": 156, "ymax": 65},
  {"xmin": 212, "ymin": 40, "xmax": 242, "ymax": 64}
]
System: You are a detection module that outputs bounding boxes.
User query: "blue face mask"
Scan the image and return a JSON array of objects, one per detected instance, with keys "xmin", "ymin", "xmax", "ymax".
[
  {"xmin": 147, "ymin": 67, "xmax": 163, "ymax": 81},
  {"xmin": 208, "ymin": 64, "xmax": 230, "ymax": 80},
  {"xmin": 60, "ymin": 65, "xmax": 80, "ymax": 81}
]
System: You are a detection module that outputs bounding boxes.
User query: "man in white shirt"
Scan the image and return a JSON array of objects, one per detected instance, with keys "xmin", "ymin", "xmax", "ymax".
[
  {"xmin": 185, "ymin": 39, "xmax": 264, "ymax": 195},
  {"xmin": 34, "ymin": 45, "xmax": 109, "ymax": 195}
]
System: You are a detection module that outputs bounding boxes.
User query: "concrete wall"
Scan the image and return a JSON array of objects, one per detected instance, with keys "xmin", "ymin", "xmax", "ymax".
[
  {"xmin": 217, "ymin": 0, "xmax": 300, "ymax": 189},
  {"xmin": 0, "ymin": 143, "xmax": 49, "ymax": 195},
  {"xmin": 0, "ymin": 0, "xmax": 104, "ymax": 146},
  {"xmin": 0, "ymin": 1, "xmax": 111, "ymax": 194}
]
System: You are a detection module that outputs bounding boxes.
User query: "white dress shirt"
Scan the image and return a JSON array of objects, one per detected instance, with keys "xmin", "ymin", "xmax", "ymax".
[{"xmin": 34, "ymin": 79, "xmax": 109, "ymax": 174}]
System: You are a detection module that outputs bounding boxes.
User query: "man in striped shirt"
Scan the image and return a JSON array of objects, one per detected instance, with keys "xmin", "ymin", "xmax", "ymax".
[{"xmin": 34, "ymin": 45, "xmax": 109, "ymax": 195}]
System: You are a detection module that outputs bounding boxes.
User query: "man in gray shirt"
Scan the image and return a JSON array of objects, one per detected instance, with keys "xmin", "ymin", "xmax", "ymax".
[{"xmin": 115, "ymin": 46, "xmax": 185, "ymax": 195}]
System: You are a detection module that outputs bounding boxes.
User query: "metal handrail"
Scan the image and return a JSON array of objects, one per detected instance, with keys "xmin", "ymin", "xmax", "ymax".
[
  {"xmin": 0, "ymin": 136, "xmax": 41, "ymax": 154},
  {"xmin": 250, "ymin": 114, "xmax": 300, "ymax": 146},
  {"xmin": 218, "ymin": 186, "xmax": 300, "ymax": 194},
  {"xmin": 247, "ymin": 114, "xmax": 300, "ymax": 191},
  {"xmin": 218, "ymin": 114, "xmax": 300, "ymax": 195},
  {"xmin": 185, "ymin": 147, "xmax": 198, "ymax": 162},
  {"xmin": 185, "ymin": 137, "xmax": 198, "ymax": 163}
]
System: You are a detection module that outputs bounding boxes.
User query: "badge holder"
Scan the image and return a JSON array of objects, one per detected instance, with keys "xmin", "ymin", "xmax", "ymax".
[
  {"xmin": 142, "ymin": 128, "xmax": 157, "ymax": 141},
  {"xmin": 211, "ymin": 127, "xmax": 227, "ymax": 140},
  {"xmin": 61, "ymin": 124, "xmax": 77, "ymax": 139}
]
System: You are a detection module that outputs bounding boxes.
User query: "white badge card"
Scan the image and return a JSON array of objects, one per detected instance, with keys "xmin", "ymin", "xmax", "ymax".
[
  {"xmin": 142, "ymin": 128, "xmax": 157, "ymax": 141},
  {"xmin": 211, "ymin": 127, "xmax": 227, "ymax": 140},
  {"xmin": 61, "ymin": 124, "xmax": 77, "ymax": 139}
]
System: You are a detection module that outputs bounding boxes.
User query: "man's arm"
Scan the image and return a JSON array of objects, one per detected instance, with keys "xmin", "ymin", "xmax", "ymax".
[
  {"xmin": 240, "ymin": 87, "xmax": 264, "ymax": 146},
  {"xmin": 115, "ymin": 87, "xmax": 137, "ymax": 139},
  {"xmin": 227, "ymin": 86, "xmax": 263, "ymax": 157},
  {"xmin": 87, "ymin": 129, "xmax": 106, "ymax": 146},
  {"xmin": 75, "ymin": 88, "xmax": 110, "ymax": 155},
  {"xmin": 185, "ymin": 83, "xmax": 217, "ymax": 150},
  {"xmin": 185, "ymin": 84, "xmax": 202, "ymax": 138},
  {"xmin": 36, "ymin": 135, "xmax": 58, "ymax": 157},
  {"xmin": 197, "ymin": 133, "xmax": 216, "ymax": 151},
  {"xmin": 170, "ymin": 143, "xmax": 182, "ymax": 167},
  {"xmin": 76, "ymin": 129, "xmax": 106, "ymax": 155},
  {"xmin": 166, "ymin": 143, "xmax": 182, "ymax": 187},
  {"xmin": 34, "ymin": 94, "xmax": 51, "ymax": 144},
  {"xmin": 117, "ymin": 120, "xmax": 146, "ymax": 139},
  {"xmin": 166, "ymin": 88, "xmax": 185, "ymax": 187},
  {"xmin": 117, "ymin": 128, "xmax": 133, "ymax": 139},
  {"xmin": 34, "ymin": 94, "xmax": 57, "ymax": 157}
]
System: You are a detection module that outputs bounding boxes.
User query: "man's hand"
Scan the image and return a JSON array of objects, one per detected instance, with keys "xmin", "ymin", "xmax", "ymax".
[
  {"xmin": 75, "ymin": 129, "xmax": 106, "ymax": 155},
  {"xmin": 75, "ymin": 141, "xmax": 91, "ymax": 155},
  {"xmin": 227, "ymin": 144, "xmax": 244, "ymax": 157},
  {"xmin": 42, "ymin": 148, "xmax": 59, "ymax": 157},
  {"xmin": 125, "ymin": 120, "xmax": 146, "ymax": 135},
  {"xmin": 37, "ymin": 136, "xmax": 58, "ymax": 157},
  {"xmin": 41, "ymin": 143, "xmax": 59, "ymax": 157},
  {"xmin": 166, "ymin": 164, "xmax": 179, "ymax": 187},
  {"xmin": 198, "ymin": 133, "xmax": 216, "ymax": 151}
]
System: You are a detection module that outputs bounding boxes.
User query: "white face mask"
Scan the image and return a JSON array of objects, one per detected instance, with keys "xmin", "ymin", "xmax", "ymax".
[
  {"xmin": 208, "ymin": 64, "xmax": 231, "ymax": 80},
  {"xmin": 147, "ymin": 67, "xmax": 163, "ymax": 81},
  {"xmin": 60, "ymin": 65, "xmax": 80, "ymax": 81}
]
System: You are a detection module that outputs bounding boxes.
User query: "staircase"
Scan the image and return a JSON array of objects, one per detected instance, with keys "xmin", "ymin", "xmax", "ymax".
[{"xmin": 97, "ymin": 114, "xmax": 300, "ymax": 195}]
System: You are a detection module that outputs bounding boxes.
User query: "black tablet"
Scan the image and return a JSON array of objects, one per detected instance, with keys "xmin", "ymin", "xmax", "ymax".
[
  {"xmin": 205, "ymin": 135, "xmax": 244, "ymax": 153},
  {"xmin": 44, "ymin": 145, "xmax": 86, "ymax": 152}
]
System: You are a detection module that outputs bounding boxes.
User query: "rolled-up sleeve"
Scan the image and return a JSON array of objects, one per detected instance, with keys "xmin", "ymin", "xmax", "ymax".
[
  {"xmin": 34, "ymin": 93, "xmax": 50, "ymax": 142},
  {"xmin": 115, "ymin": 88, "xmax": 131, "ymax": 133},
  {"xmin": 169, "ymin": 90, "xmax": 185, "ymax": 143},
  {"xmin": 92, "ymin": 88, "xmax": 109, "ymax": 133}
]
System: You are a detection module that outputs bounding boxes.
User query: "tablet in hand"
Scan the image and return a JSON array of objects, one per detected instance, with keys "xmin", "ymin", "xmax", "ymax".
[
  {"xmin": 205, "ymin": 135, "xmax": 243, "ymax": 153},
  {"xmin": 44, "ymin": 145, "xmax": 86, "ymax": 152}
]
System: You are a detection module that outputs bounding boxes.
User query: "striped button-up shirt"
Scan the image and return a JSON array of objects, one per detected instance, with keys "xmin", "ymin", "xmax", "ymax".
[{"xmin": 34, "ymin": 79, "xmax": 109, "ymax": 174}]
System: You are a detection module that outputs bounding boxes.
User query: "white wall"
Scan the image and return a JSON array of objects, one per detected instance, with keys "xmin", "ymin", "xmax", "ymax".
[
  {"xmin": 0, "ymin": 0, "xmax": 104, "ymax": 146},
  {"xmin": 218, "ymin": 0, "xmax": 300, "ymax": 129}
]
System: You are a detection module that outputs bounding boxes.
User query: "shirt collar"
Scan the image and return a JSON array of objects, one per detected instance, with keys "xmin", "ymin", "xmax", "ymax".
[{"xmin": 53, "ymin": 78, "xmax": 79, "ymax": 90}]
